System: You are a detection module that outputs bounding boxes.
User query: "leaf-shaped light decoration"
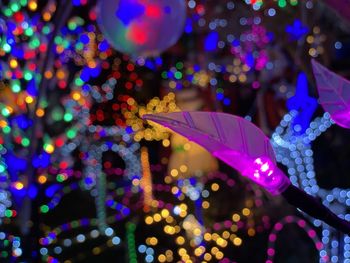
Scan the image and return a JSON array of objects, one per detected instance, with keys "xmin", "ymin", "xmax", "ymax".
[
  {"xmin": 143, "ymin": 111, "xmax": 350, "ymax": 233},
  {"xmin": 143, "ymin": 111, "xmax": 290, "ymax": 195},
  {"xmin": 312, "ymin": 59, "xmax": 350, "ymax": 129}
]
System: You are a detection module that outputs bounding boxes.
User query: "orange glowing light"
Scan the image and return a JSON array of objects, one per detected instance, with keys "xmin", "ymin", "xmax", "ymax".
[
  {"xmin": 43, "ymin": 12, "xmax": 51, "ymax": 21},
  {"xmin": 38, "ymin": 175, "xmax": 47, "ymax": 184},
  {"xmin": 36, "ymin": 108, "xmax": 45, "ymax": 117},
  {"xmin": 44, "ymin": 70, "xmax": 53, "ymax": 79}
]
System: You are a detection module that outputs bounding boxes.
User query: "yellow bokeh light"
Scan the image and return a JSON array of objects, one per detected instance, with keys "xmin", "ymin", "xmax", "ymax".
[
  {"xmin": 158, "ymin": 254, "xmax": 166, "ymax": 262},
  {"xmin": 178, "ymin": 248, "xmax": 187, "ymax": 256},
  {"xmin": 232, "ymin": 213, "xmax": 240, "ymax": 222},
  {"xmin": 165, "ymin": 216, "xmax": 174, "ymax": 224},
  {"xmin": 183, "ymin": 143, "xmax": 191, "ymax": 151},
  {"xmin": 28, "ymin": 0, "xmax": 38, "ymax": 11},
  {"xmin": 161, "ymin": 209, "xmax": 169, "ymax": 218},
  {"xmin": 222, "ymin": 231, "xmax": 230, "ymax": 239},
  {"xmin": 164, "ymin": 176, "xmax": 172, "ymax": 184},
  {"xmin": 25, "ymin": 96, "xmax": 34, "ymax": 104},
  {"xmin": 179, "ymin": 210, "xmax": 187, "ymax": 218},
  {"xmin": 204, "ymin": 253, "xmax": 212, "ymax": 261},
  {"xmin": 194, "ymin": 246, "xmax": 205, "ymax": 257},
  {"xmin": 215, "ymin": 251, "xmax": 224, "ymax": 260},
  {"xmin": 242, "ymin": 208, "xmax": 251, "ymax": 216},
  {"xmin": 193, "ymin": 228, "xmax": 202, "ymax": 236},
  {"xmin": 9, "ymin": 59, "xmax": 18, "ymax": 68},
  {"xmin": 211, "ymin": 247, "xmax": 219, "ymax": 255},
  {"xmin": 149, "ymin": 237, "xmax": 158, "ymax": 245},
  {"xmin": 204, "ymin": 233, "xmax": 211, "ymax": 241},
  {"xmin": 45, "ymin": 144, "xmax": 54, "ymax": 154},
  {"xmin": 145, "ymin": 216, "xmax": 153, "ymax": 225},
  {"xmin": 238, "ymin": 74, "xmax": 247, "ymax": 83},
  {"xmin": 176, "ymin": 236, "xmax": 185, "ymax": 245},
  {"xmin": 231, "ymin": 225, "xmax": 238, "ymax": 232},
  {"xmin": 72, "ymin": 92, "xmax": 81, "ymax": 101},
  {"xmin": 248, "ymin": 228, "xmax": 256, "ymax": 236},
  {"xmin": 162, "ymin": 139, "xmax": 170, "ymax": 147},
  {"xmin": 211, "ymin": 233, "xmax": 219, "ymax": 241},
  {"xmin": 202, "ymin": 201, "xmax": 210, "ymax": 209},
  {"xmin": 179, "ymin": 165, "xmax": 188, "ymax": 173},
  {"xmin": 216, "ymin": 237, "xmax": 227, "ymax": 248},
  {"xmin": 211, "ymin": 183, "xmax": 219, "ymax": 191},
  {"xmin": 14, "ymin": 182, "xmax": 24, "ymax": 190},
  {"xmin": 153, "ymin": 213, "xmax": 162, "ymax": 222},
  {"xmin": 170, "ymin": 169, "xmax": 178, "ymax": 177},
  {"xmin": 233, "ymin": 237, "xmax": 242, "ymax": 246}
]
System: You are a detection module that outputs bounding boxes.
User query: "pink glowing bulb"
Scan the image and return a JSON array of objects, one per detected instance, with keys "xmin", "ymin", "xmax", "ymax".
[{"xmin": 143, "ymin": 111, "xmax": 290, "ymax": 195}]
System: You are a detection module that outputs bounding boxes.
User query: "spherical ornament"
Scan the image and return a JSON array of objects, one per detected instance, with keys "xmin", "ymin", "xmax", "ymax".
[{"xmin": 97, "ymin": 0, "xmax": 186, "ymax": 57}]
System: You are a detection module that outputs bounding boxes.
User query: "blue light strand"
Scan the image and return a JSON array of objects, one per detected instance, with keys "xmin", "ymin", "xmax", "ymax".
[{"xmin": 271, "ymin": 110, "xmax": 350, "ymax": 262}]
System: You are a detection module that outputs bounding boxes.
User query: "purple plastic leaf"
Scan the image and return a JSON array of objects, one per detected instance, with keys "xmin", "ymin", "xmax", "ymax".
[
  {"xmin": 143, "ymin": 111, "xmax": 290, "ymax": 195},
  {"xmin": 312, "ymin": 59, "xmax": 350, "ymax": 128}
]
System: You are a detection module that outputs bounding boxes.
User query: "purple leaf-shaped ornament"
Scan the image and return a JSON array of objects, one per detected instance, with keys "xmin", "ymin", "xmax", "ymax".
[
  {"xmin": 312, "ymin": 59, "xmax": 350, "ymax": 128},
  {"xmin": 143, "ymin": 111, "xmax": 290, "ymax": 195}
]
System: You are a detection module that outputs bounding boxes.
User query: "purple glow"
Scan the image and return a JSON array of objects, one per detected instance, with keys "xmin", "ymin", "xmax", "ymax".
[
  {"xmin": 143, "ymin": 111, "xmax": 290, "ymax": 195},
  {"xmin": 312, "ymin": 59, "xmax": 350, "ymax": 129}
]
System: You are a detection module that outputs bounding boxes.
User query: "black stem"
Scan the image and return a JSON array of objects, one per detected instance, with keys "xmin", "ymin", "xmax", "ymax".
[{"xmin": 282, "ymin": 184, "xmax": 350, "ymax": 234}]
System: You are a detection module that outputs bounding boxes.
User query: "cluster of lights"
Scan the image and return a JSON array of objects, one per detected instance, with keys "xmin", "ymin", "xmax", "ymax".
[
  {"xmin": 36, "ymin": 104, "xmax": 324, "ymax": 263},
  {"xmin": 0, "ymin": 152, "xmax": 11, "ymax": 223},
  {"xmin": 0, "ymin": 232, "xmax": 22, "ymax": 259},
  {"xmin": 35, "ymin": 72, "xmax": 184, "ymax": 261},
  {"xmin": 40, "ymin": 218, "xmax": 123, "ymax": 261},
  {"xmin": 138, "ymin": 244, "xmax": 155, "ymax": 263},
  {"xmin": 158, "ymin": 0, "xmax": 315, "ymax": 111},
  {"xmin": 140, "ymin": 171, "xmax": 274, "ymax": 262},
  {"xmin": 31, "ymin": 72, "xmax": 183, "ymax": 261},
  {"xmin": 266, "ymin": 216, "xmax": 325, "ymax": 262},
  {"xmin": 245, "ymin": 0, "xmax": 299, "ymax": 10},
  {"xmin": 230, "ymin": 23, "xmax": 270, "ymax": 73},
  {"xmin": 244, "ymin": 0, "xmax": 264, "ymax": 10},
  {"xmin": 140, "ymin": 147, "xmax": 155, "ymax": 212},
  {"xmin": 126, "ymin": 222, "xmax": 138, "ymax": 263},
  {"xmin": 161, "ymin": 63, "xmax": 212, "ymax": 90},
  {"xmin": 123, "ymin": 92, "xmax": 179, "ymax": 142},
  {"xmin": 0, "ymin": 0, "xmax": 110, "ymax": 235},
  {"xmin": 0, "ymin": 0, "xmax": 342, "ymax": 262},
  {"xmin": 58, "ymin": 78, "xmax": 142, "ymax": 233},
  {"xmin": 307, "ymin": 26, "xmax": 326, "ymax": 58}
]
